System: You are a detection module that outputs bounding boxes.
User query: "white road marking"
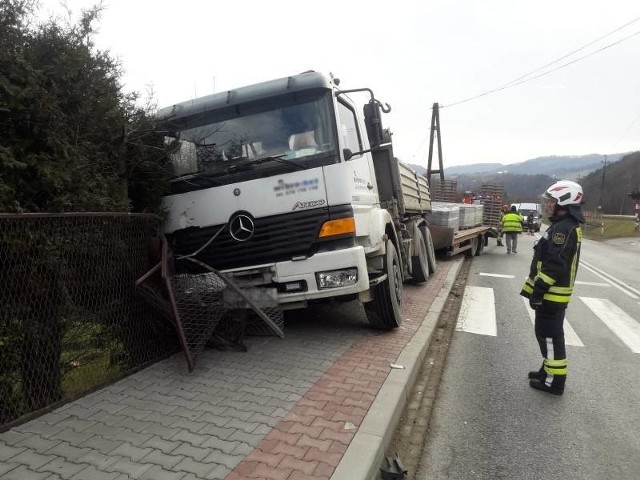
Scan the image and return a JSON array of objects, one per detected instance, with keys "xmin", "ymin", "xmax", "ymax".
[
  {"xmin": 580, "ymin": 297, "xmax": 640, "ymax": 353},
  {"xmin": 456, "ymin": 286, "xmax": 497, "ymax": 336},
  {"xmin": 521, "ymin": 298, "xmax": 584, "ymax": 347},
  {"xmin": 479, "ymin": 273, "xmax": 515, "ymax": 279},
  {"xmin": 574, "ymin": 281, "xmax": 610, "ymax": 287},
  {"xmin": 580, "ymin": 261, "xmax": 640, "ymax": 300}
]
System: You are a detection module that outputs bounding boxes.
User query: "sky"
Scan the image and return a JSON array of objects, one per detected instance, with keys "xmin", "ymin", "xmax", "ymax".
[{"xmin": 38, "ymin": 0, "xmax": 640, "ymax": 169}]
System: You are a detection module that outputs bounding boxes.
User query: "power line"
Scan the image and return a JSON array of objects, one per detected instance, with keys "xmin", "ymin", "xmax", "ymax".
[
  {"xmin": 442, "ymin": 17, "xmax": 640, "ymax": 108},
  {"xmin": 409, "ymin": 15, "xmax": 640, "ymax": 159},
  {"xmin": 497, "ymin": 15, "xmax": 640, "ymax": 91}
]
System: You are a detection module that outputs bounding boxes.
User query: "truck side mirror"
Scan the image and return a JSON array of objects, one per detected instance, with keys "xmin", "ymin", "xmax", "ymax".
[
  {"xmin": 363, "ymin": 100, "xmax": 384, "ymax": 148},
  {"xmin": 343, "ymin": 148, "xmax": 354, "ymax": 161}
]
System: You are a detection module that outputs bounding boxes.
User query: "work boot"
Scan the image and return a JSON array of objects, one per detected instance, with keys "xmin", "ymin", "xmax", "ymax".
[
  {"xmin": 528, "ymin": 368, "xmax": 544, "ymax": 380},
  {"xmin": 529, "ymin": 378, "xmax": 565, "ymax": 396}
]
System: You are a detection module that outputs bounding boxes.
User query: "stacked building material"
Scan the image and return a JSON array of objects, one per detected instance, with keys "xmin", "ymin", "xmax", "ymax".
[
  {"xmin": 473, "ymin": 204, "xmax": 484, "ymax": 225},
  {"xmin": 428, "ymin": 202, "xmax": 460, "ymax": 231},
  {"xmin": 459, "ymin": 204, "xmax": 478, "ymax": 228}
]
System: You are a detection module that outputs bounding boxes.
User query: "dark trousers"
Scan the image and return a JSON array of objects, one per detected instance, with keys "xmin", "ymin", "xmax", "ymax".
[{"xmin": 534, "ymin": 305, "xmax": 567, "ymax": 387}]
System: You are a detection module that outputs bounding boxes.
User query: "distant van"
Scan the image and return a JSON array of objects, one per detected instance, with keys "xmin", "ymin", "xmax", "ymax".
[{"xmin": 511, "ymin": 203, "xmax": 543, "ymax": 232}]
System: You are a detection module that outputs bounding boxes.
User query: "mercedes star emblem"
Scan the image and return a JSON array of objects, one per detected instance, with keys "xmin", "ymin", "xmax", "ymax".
[{"xmin": 229, "ymin": 213, "xmax": 255, "ymax": 242}]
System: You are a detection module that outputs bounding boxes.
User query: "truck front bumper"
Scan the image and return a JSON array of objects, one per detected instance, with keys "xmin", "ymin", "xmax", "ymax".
[{"xmin": 222, "ymin": 246, "xmax": 370, "ymax": 306}]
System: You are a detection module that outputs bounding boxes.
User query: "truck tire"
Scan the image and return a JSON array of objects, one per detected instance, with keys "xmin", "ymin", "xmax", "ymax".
[
  {"xmin": 475, "ymin": 234, "xmax": 485, "ymax": 256},
  {"xmin": 365, "ymin": 240, "xmax": 403, "ymax": 330},
  {"xmin": 411, "ymin": 228, "xmax": 429, "ymax": 283},
  {"xmin": 420, "ymin": 226, "xmax": 437, "ymax": 274}
]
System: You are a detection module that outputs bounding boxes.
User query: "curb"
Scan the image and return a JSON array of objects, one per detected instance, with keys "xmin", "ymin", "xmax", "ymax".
[{"xmin": 331, "ymin": 256, "xmax": 464, "ymax": 480}]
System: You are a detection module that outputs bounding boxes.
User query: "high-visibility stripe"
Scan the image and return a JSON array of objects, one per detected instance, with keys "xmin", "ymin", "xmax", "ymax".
[
  {"xmin": 543, "ymin": 293, "xmax": 570, "ymax": 303},
  {"xmin": 536, "ymin": 271, "xmax": 556, "ymax": 286},
  {"xmin": 548, "ymin": 285, "xmax": 573, "ymax": 294}
]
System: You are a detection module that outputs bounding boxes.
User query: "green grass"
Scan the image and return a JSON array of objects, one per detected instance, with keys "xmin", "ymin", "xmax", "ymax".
[
  {"xmin": 583, "ymin": 217, "xmax": 640, "ymax": 240},
  {"xmin": 62, "ymin": 355, "xmax": 124, "ymax": 398}
]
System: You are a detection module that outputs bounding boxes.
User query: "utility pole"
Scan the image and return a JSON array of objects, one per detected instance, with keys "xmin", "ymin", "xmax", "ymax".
[
  {"xmin": 598, "ymin": 155, "xmax": 608, "ymax": 214},
  {"xmin": 426, "ymin": 103, "xmax": 444, "ymax": 183}
]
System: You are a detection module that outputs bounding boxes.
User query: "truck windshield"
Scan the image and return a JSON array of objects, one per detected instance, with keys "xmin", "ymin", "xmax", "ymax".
[{"xmin": 163, "ymin": 90, "xmax": 337, "ymax": 182}]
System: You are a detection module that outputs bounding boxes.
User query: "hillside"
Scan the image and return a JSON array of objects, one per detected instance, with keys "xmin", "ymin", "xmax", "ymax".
[
  {"xmin": 407, "ymin": 151, "xmax": 639, "ymax": 210},
  {"xmin": 579, "ymin": 151, "xmax": 640, "ymax": 215},
  {"xmin": 410, "ymin": 152, "xmax": 631, "ymax": 179}
]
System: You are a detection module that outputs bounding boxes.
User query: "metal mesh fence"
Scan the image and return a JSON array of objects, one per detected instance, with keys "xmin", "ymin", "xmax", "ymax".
[
  {"xmin": 0, "ymin": 214, "xmax": 177, "ymax": 428},
  {"xmin": 135, "ymin": 246, "xmax": 284, "ymax": 372}
]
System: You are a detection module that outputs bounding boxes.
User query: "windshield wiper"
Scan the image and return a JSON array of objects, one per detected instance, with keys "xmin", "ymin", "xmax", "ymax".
[{"xmin": 228, "ymin": 155, "xmax": 307, "ymax": 172}]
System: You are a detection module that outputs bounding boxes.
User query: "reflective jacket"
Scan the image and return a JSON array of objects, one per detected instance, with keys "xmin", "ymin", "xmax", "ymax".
[
  {"xmin": 501, "ymin": 212, "xmax": 523, "ymax": 233},
  {"xmin": 520, "ymin": 214, "xmax": 582, "ymax": 308}
]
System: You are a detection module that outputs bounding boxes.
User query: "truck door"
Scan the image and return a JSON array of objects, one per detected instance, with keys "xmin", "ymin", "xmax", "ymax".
[{"xmin": 333, "ymin": 99, "xmax": 378, "ymax": 213}]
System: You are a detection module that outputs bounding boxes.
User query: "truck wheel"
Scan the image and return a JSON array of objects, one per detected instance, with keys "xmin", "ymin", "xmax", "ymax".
[
  {"xmin": 411, "ymin": 228, "xmax": 429, "ymax": 283},
  {"xmin": 465, "ymin": 236, "xmax": 478, "ymax": 258},
  {"xmin": 475, "ymin": 234, "xmax": 485, "ymax": 256},
  {"xmin": 365, "ymin": 240, "xmax": 403, "ymax": 330},
  {"xmin": 420, "ymin": 226, "xmax": 437, "ymax": 274}
]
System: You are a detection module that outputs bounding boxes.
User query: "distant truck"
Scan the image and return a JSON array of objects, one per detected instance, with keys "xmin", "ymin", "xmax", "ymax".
[
  {"xmin": 511, "ymin": 202, "xmax": 542, "ymax": 231},
  {"xmin": 159, "ymin": 71, "xmax": 435, "ymax": 331}
]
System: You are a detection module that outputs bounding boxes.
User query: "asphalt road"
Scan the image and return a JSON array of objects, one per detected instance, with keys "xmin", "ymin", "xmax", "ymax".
[{"xmin": 416, "ymin": 231, "xmax": 640, "ymax": 480}]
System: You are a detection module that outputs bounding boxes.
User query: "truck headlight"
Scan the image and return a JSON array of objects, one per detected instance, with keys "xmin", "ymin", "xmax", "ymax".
[{"xmin": 317, "ymin": 268, "xmax": 358, "ymax": 289}]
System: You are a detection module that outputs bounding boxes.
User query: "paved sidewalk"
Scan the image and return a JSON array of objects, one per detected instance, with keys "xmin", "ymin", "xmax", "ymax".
[{"xmin": 0, "ymin": 257, "xmax": 462, "ymax": 480}]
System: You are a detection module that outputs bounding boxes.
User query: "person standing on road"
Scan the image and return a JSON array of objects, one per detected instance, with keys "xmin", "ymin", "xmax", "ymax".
[
  {"xmin": 497, "ymin": 204, "xmax": 510, "ymax": 247},
  {"xmin": 501, "ymin": 205, "xmax": 523, "ymax": 253},
  {"xmin": 521, "ymin": 180, "xmax": 585, "ymax": 396},
  {"xmin": 526, "ymin": 212, "xmax": 535, "ymax": 235}
]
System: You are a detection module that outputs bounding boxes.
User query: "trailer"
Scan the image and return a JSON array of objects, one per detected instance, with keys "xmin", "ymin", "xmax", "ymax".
[{"xmin": 426, "ymin": 180, "xmax": 504, "ymax": 257}]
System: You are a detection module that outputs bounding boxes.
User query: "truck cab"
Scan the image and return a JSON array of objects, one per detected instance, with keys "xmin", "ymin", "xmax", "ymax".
[
  {"xmin": 511, "ymin": 202, "xmax": 542, "ymax": 231},
  {"xmin": 159, "ymin": 71, "xmax": 433, "ymax": 330}
]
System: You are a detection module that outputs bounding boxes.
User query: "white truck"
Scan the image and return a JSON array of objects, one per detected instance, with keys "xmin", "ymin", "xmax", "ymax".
[
  {"xmin": 511, "ymin": 202, "xmax": 542, "ymax": 231},
  {"xmin": 159, "ymin": 71, "xmax": 436, "ymax": 330}
]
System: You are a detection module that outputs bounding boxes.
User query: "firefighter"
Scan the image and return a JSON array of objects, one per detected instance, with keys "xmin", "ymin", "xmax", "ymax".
[
  {"xmin": 501, "ymin": 205, "xmax": 523, "ymax": 254},
  {"xmin": 497, "ymin": 204, "xmax": 509, "ymax": 246},
  {"xmin": 520, "ymin": 180, "xmax": 584, "ymax": 395}
]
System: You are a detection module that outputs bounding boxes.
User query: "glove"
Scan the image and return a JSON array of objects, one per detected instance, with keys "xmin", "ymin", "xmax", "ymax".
[{"xmin": 529, "ymin": 289, "xmax": 544, "ymax": 310}]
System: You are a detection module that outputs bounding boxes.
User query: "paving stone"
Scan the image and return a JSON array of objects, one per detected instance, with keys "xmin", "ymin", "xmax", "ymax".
[
  {"xmin": 196, "ymin": 424, "xmax": 236, "ymax": 440},
  {"xmin": 70, "ymin": 466, "xmax": 120, "ymax": 480},
  {"xmin": 112, "ymin": 429, "xmax": 153, "ymax": 447},
  {"xmin": 141, "ymin": 437, "xmax": 182, "ymax": 454},
  {"xmin": 8, "ymin": 450, "xmax": 57, "ymax": 470},
  {"xmin": 138, "ymin": 465, "xmax": 186, "ymax": 480},
  {"xmin": 172, "ymin": 442, "xmax": 211, "ymax": 462},
  {"xmin": 0, "ymin": 462, "xmax": 18, "ymax": 476},
  {"xmin": 46, "ymin": 442, "xmax": 91, "ymax": 461},
  {"xmin": 77, "ymin": 450, "xmax": 119, "ymax": 470},
  {"xmin": 139, "ymin": 449, "xmax": 184, "ymax": 469},
  {"xmin": 103, "ymin": 457, "xmax": 153, "ymax": 478},
  {"xmin": 14, "ymin": 422, "xmax": 65, "ymax": 439},
  {"xmin": 80, "ymin": 436, "xmax": 121, "ymax": 454},
  {"xmin": 0, "ymin": 443, "xmax": 26, "ymax": 461},
  {"xmin": 170, "ymin": 430, "xmax": 209, "ymax": 447},
  {"xmin": 223, "ymin": 418, "xmax": 261, "ymax": 434},
  {"xmin": 110, "ymin": 442, "xmax": 154, "ymax": 462},
  {"xmin": 200, "ymin": 436, "xmax": 240, "ymax": 455},
  {"xmin": 87, "ymin": 400, "xmax": 128, "ymax": 415},
  {"xmin": 172, "ymin": 457, "xmax": 220, "ymax": 478},
  {"xmin": 50, "ymin": 429, "xmax": 94, "ymax": 446},
  {"xmin": 227, "ymin": 430, "xmax": 264, "ymax": 445},
  {"xmin": 37, "ymin": 456, "xmax": 87, "ymax": 478},
  {"xmin": 0, "ymin": 465, "xmax": 50, "ymax": 480}
]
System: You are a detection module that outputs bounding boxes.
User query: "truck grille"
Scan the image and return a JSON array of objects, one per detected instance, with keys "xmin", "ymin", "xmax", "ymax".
[{"xmin": 168, "ymin": 205, "xmax": 353, "ymax": 271}]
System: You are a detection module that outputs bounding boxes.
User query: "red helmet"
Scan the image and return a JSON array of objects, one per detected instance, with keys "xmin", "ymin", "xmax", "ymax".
[{"xmin": 501, "ymin": 204, "xmax": 509, "ymax": 212}]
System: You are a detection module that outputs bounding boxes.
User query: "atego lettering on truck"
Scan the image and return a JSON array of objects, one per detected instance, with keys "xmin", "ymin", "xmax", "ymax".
[{"xmin": 160, "ymin": 71, "xmax": 436, "ymax": 330}]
